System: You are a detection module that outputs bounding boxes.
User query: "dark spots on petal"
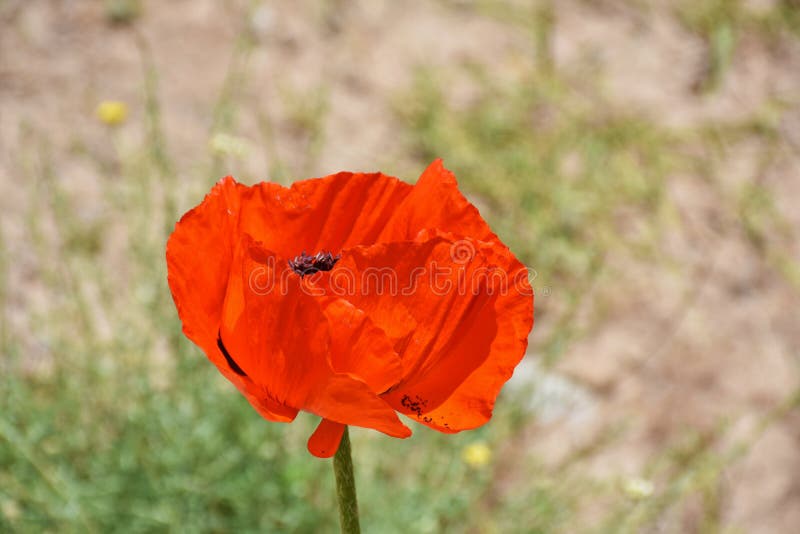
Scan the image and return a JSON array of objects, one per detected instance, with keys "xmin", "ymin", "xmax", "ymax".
[
  {"xmin": 217, "ymin": 331, "xmax": 247, "ymax": 377},
  {"xmin": 400, "ymin": 395, "xmax": 451, "ymax": 428},
  {"xmin": 288, "ymin": 250, "xmax": 340, "ymax": 277},
  {"xmin": 400, "ymin": 394, "xmax": 429, "ymax": 419}
]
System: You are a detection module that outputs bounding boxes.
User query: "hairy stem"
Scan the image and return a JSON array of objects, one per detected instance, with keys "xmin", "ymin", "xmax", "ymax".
[{"xmin": 333, "ymin": 426, "xmax": 360, "ymax": 534}]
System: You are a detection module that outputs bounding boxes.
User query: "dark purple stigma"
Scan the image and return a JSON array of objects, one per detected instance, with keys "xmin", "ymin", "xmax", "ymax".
[{"xmin": 288, "ymin": 250, "xmax": 340, "ymax": 277}]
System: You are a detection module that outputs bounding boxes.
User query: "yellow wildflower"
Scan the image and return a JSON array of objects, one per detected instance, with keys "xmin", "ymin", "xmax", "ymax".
[
  {"xmin": 461, "ymin": 441, "xmax": 492, "ymax": 468},
  {"xmin": 95, "ymin": 100, "xmax": 128, "ymax": 126}
]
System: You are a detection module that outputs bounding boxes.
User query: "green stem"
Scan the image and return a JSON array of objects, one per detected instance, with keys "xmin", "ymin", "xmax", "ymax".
[{"xmin": 333, "ymin": 426, "xmax": 360, "ymax": 534}]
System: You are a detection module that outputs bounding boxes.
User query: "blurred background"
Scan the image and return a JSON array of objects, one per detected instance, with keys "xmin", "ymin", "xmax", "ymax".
[{"xmin": 1, "ymin": 0, "xmax": 799, "ymax": 532}]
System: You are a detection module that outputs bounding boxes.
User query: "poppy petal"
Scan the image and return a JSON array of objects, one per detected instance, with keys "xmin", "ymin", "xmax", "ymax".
[
  {"xmin": 305, "ymin": 374, "xmax": 411, "ymax": 439},
  {"xmin": 239, "ymin": 387, "xmax": 300, "ymax": 423},
  {"xmin": 320, "ymin": 297, "xmax": 402, "ymax": 395},
  {"xmin": 234, "ymin": 172, "xmax": 412, "ymax": 259},
  {"xmin": 386, "ymin": 232, "xmax": 533, "ymax": 432},
  {"xmin": 324, "ymin": 236, "xmax": 496, "ymax": 396},
  {"xmin": 220, "ymin": 237, "xmax": 411, "ymax": 438},
  {"xmin": 378, "ymin": 159, "xmax": 496, "ymax": 244},
  {"xmin": 307, "ymin": 419, "xmax": 346, "ymax": 458},
  {"xmin": 323, "ymin": 233, "xmax": 532, "ymax": 430},
  {"xmin": 393, "ymin": 300, "xmax": 532, "ymax": 429},
  {"xmin": 166, "ymin": 176, "xmax": 244, "ymax": 364},
  {"xmin": 166, "ymin": 177, "xmax": 299, "ymax": 423}
]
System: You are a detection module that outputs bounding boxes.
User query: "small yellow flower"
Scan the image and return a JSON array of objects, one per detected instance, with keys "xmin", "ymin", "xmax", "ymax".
[
  {"xmin": 95, "ymin": 100, "xmax": 128, "ymax": 126},
  {"xmin": 622, "ymin": 477, "xmax": 655, "ymax": 500},
  {"xmin": 461, "ymin": 441, "xmax": 492, "ymax": 468}
]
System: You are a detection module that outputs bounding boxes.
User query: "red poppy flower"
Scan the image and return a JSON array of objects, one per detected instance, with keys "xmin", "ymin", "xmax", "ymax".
[{"xmin": 166, "ymin": 160, "xmax": 533, "ymax": 457}]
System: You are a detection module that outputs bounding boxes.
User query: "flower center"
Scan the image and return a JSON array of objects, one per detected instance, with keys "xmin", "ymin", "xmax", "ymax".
[{"xmin": 288, "ymin": 250, "xmax": 340, "ymax": 277}]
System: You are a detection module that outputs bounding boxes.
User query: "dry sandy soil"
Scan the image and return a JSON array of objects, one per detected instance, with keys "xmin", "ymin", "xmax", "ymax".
[{"xmin": 1, "ymin": 1, "xmax": 799, "ymax": 532}]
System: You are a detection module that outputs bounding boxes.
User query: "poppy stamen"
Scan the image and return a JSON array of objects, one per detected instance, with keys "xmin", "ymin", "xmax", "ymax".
[{"xmin": 288, "ymin": 250, "xmax": 340, "ymax": 277}]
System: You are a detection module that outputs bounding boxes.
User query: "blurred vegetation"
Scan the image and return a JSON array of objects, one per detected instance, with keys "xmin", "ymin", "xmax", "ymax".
[
  {"xmin": 1, "ymin": 0, "xmax": 799, "ymax": 533},
  {"xmin": 399, "ymin": 65, "xmax": 672, "ymax": 363}
]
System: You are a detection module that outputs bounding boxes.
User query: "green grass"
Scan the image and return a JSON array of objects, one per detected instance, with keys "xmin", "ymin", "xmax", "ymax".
[{"xmin": 2, "ymin": 1, "xmax": 799, "ymax": 532}]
